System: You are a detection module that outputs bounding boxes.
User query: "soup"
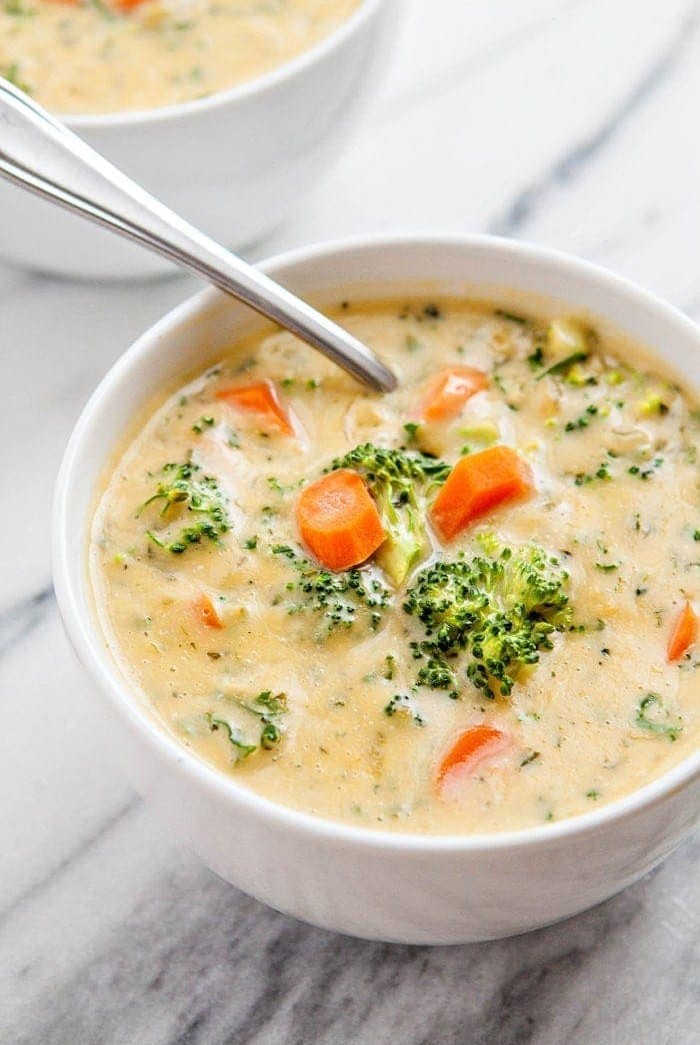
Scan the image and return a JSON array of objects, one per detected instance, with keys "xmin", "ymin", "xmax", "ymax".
[
  {"xmin": 0, "ymin": 0, "xmax": 361, "ymax": 114},
  {"xmin": 90, "ymin": 299, "xmax": 699, "ymax": 834}
]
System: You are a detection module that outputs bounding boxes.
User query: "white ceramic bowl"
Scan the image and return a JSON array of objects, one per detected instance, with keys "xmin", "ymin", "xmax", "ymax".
[
  {"xmin": 53, "ymin": 235, "xmax": 700, "ymax": 943},
  {"xmin": 0, "ymin": 0, "xmax": 398, "ymax": 280}
]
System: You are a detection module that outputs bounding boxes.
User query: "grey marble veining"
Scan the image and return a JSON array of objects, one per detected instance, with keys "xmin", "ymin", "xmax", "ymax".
[
  {"xmin": 2, "ymin": 792, "xmax": 698, "ymax": 1044},
  {"xmin": 1, "ymin": 1, "xmax": 699, "ymax": 1042}
]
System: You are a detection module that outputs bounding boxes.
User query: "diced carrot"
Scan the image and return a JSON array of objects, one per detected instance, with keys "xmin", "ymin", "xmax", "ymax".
[
  {"xmin": 112, "ymin": 0, "xmax": 151, "ymax": 10},
  {"xmin": 417, "ymin": 365, "xmax": 487, "ymax": 422},
  {"xmin": 296, "ymin": 469, "xmax": 385, "ymax": 572},
  {"xmin": 435, "ymin": 726, "xmax": 510, "ymax": 787},
  {"xmin": 194, "ymin": 593, "xmax": 224, "ymax": 630},
  {"xmin": 216, "ymin": 380, "xmax": 293, "ymax": 435},
  {"xmin": 667, "ymin": 600, "xmax": 697, "ymax": 661},
  {"xmin": 431, "ymin": 445, "xmax": 533, "ymax": 541},
  {"xmin": 45, "ymin": 0, "xmax": 147, "ymax": 6}
]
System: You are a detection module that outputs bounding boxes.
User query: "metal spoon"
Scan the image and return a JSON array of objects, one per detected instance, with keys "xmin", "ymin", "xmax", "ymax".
[{"xmin": 0, "ymin": 79, "xmax": 396, "ymax": 393}]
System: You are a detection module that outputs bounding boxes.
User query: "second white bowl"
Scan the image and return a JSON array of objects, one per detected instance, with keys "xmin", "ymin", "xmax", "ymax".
[{"xmin": 0, "ymin": 0, "xmax": 399, "ymax": 280}]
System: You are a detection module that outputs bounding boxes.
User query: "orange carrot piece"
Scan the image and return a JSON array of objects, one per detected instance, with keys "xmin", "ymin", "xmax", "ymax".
[
  {"xmin": 216, "ymin": 380, "xmax": 293, "ymax": 435},
  {"xmin": 45, "ymin": 0, "xmax": 146, "ymax": 7},
  {"xmin": 667, "ymin": 600, "xmax": 697, "ymax": 661},
  {"xmin": 435, "ymin": 726, "xmax": 510, "ymax": 786},
  {"xmin": 417, "ymin": 365, "xmax": 487, "ymax": 422},
  {"xmin": 431, "ymin": 445, "xmax": 533, "ymax": 541},
  {"xmin": 112, "ymin": 0, "xmax": 151, "ymax": 10},
  {"xmin": 296, "ymin": 469, "xmax": 385, "ymax": 572},
  {"xmin": 194, "ymin": 593, "xmax": 224, "ymax": 630}
]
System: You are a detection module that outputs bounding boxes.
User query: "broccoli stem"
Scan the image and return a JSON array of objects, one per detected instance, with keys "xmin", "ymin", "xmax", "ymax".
[{"xmin": 330, "ymin": 443, "xmax": 450, "ymax": 586}]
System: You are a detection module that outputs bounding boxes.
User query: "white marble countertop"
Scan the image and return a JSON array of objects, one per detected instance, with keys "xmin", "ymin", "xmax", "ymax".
[{"xmin": 1, "ymin": 1, "xmax": 698, "ymax": 1041}]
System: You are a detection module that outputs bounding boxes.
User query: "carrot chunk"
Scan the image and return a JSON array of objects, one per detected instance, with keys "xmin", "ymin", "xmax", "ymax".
[
  {"xmin": 216, "ymin": 380, "xmax": 293, "ymax": 435},
  {"xmin": 417, "ymin": 365, "xmax": 487, "ymax": 422},
  {"xmin": 435, "ymin": 726, "xmax": 510, "ymax": 787},
  {"xmin": 296, "ymin": 469, "xmax": 385, "ymax": 572},
  {"xmin": 431, "ymin": 445, "xmax": 533, "ymax": 541},
  {"xmin": 49, "ymin": 0, "xmax": 148, "ymax": 7},
  {"xmin": 193, "ymin": 593, "xmax": 224, "ymax": 629},
  {"xmin": 667, "ymin": 600, "xmax": 697, "ymax": 661}
]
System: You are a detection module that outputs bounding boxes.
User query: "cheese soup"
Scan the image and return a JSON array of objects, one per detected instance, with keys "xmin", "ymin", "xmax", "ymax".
[
  {"xmin": 91, "ymin": 300, "xmax": 699, "ymax": 833},
  {"xmin": 0, "ymin": 0, "xmax": 361, "ymax": 114}
]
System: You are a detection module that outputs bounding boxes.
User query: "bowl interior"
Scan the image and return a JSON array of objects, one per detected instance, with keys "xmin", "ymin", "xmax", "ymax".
[
  {"xmin": 64, "ymin": 0, "xmax": 389, "ymax": 128},
  {"xmin": 54, "ymin": 235, "xmax": 700, "ymax": 848}
]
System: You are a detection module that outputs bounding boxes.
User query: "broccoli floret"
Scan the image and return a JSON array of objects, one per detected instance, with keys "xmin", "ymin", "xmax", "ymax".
[
  {"xmin": 416, "ymin": 655, "xmax": 458, "ymax": 697},
  {"xmin": 138, "ymin": 461, "xmax": 228, "ymax": 554},
  {"xmin": 403, "ymin": 543, "xmax": 572, "ymax": 698},
  {"xmin": 330, "ymin": 443, "xmax": 450, "ymax": 585},
  {"xmin": 272, "ymin": 544, "xmax": 390, "ymax": 635}
]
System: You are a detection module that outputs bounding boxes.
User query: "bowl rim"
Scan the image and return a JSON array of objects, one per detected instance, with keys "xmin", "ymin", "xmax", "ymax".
[
  {"xmin": 61, "ymin": 0, "xmax": 388, "ymax": 130},
  {"xmin": 53, "ymin": 231, "xmax": 700, "ymax": 855}
]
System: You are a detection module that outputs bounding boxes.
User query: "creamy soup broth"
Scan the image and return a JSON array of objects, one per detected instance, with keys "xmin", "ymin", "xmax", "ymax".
[
  {"xmin": 91, "ymin": 299, "xmax": 699, "ymax": 834},
  {"xmin": 0, "ymin": 0, "xmax": 361, "ymax": 114}
]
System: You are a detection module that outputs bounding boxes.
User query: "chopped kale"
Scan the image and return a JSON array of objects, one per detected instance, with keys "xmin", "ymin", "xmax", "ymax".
[
  {"xmin": 634, "ymin": 693, "xmax": 682, "ymax": 741},
  {"xmin": 206, "ymin": 690, "xmax": 287, "ymax": 761}
]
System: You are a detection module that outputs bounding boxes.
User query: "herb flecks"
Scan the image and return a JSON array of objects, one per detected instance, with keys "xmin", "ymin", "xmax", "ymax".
[
  {"xmin": 192, "ymin": 415, "xmax": 215, "ymax": 434},
  {"xmin": 384, "ymin": 693, "xmax": 425, "ymax": 726},
  {"xmin": 495, "ymin": 308, "xmax": 529, "ymax": 326},
  {"xmin": 565, "ymin": 404, "xmax": 600, "ymax": 432},
  {"xmin": 574, "ymin": 461, "xmax": 612, "ymax": 486}
]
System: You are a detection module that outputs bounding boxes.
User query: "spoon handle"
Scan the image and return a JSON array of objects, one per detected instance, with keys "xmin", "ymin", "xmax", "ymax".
[{"xmin": 0, "ymin": 79, "xmax": 396, "ymax": 393}]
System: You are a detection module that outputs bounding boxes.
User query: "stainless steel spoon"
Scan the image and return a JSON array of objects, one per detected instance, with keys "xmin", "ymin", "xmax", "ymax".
[{"xmin": 0, "ymin": 78, "xmax": 397, "ymax": 393}]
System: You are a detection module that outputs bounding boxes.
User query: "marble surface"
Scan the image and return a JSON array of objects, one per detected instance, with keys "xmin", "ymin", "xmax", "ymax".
[{"xmin": 1, "ymin": 0, "xmax": 699, "ymax": 1041}]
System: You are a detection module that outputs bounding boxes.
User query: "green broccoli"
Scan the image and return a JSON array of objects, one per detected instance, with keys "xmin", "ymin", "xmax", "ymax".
[
  {"xmin": 403, "ymin": 543, "xmax": 572, "ymax": 698},
  {"xmin": 138, "ymin": 460, "xmax": 228, "ymax": 553},
  {"xmin": 272, "ymin": 544, "xmax": 390, "ymax": 635},
  {"xmin": 384, "ymin": 693, "xmax": 425, "ymax": 726},
  {"xmin": 329, "ymin": 443, "xmax": 451, "ymax": 585}
]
